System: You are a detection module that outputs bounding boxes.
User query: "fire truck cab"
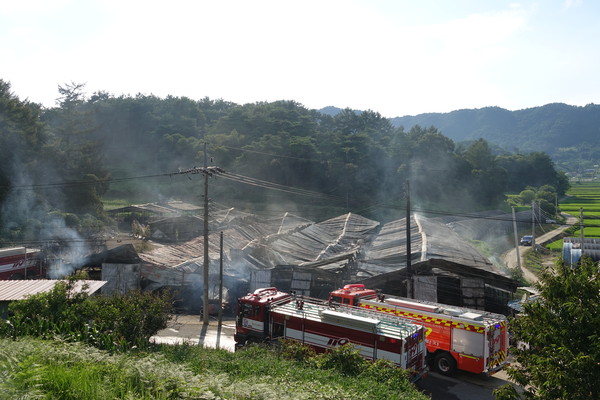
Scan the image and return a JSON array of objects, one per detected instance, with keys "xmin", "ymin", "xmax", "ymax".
[
  {"xmin": 329, "ymin": 284, "xmax": 509, "ymax": 376},
  {"xmin": 234, "ymin": 287, "xmax": 291, "ymax": 346}
]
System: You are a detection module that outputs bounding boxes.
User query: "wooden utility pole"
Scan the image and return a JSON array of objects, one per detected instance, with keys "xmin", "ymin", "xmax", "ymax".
[
  {"xmin": 203, "ymin": 143, "xmax": 210, "ymax": 324},
  {"xmin": 531, "ymin": 200, "xmax": 536, "ymax": 250},
  {"xmin": 218, "ymin": 231, "xmax": 224, "ymax": 328},
  {"xmin": 580, "ymin": 207, "xmax": 585, "ymax": 250},
  {"xmin": 406, "ymin": 180, "xmax": 412, "ymax": 299},
  {"xmin": 171, "ymin": 147, "xmax": 224, "ymax": 325},
  {"xmin": 512, "ymin": 206, "xmax": 521, "ymax": 270}
]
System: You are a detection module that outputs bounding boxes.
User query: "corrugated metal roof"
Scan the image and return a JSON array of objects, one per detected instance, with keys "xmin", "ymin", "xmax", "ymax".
[{"xmin": 0, "ymin": 280, "xmax": 107, "ymax": 301}]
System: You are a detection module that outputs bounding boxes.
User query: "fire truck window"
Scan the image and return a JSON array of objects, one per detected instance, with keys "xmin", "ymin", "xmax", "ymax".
[
  {"xmin": 343, "ymin": 298, "xmax": 351, "ymax": 305},
  {"xmin": 241, "ymin": 303, "xmax": 252, "ymax": 317},
  {"xmin": 253, "ymin": 305, "xmax": 261, "ymax": 317},
  {"xmin": 330, "ymin": 296, "xmax": 342, "ymax": 305}
]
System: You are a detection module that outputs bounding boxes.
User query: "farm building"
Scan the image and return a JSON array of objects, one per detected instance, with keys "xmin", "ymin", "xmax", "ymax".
[
  {"xmin": 97, "ymin": 206, "xmax": 517, "ymax": 314},
  {"xmin": 107, "ymin": 201, "xmax": 203, "ymax": 231}
]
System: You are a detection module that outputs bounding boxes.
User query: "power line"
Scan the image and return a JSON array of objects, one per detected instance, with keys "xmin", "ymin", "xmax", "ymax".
[
  {"xmin": 0, "ymin": 172, "xmax": 174, "ymax": 191},
  {"xmin": 0, "ymin": 166, "xmax": 559, "ymax": 226}
]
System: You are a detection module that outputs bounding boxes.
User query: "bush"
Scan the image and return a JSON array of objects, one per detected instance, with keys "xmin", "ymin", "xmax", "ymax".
[
  {"xmin": 279, "ymin": 339, "xmax": 316, "ymax": 362},
  {"xmin": 311, "ymin": 344, "xmax": 365, "ymax": 376},
  {"xmin": 0, "ymin": 278, "xmax": 173, "ymax": 352}
]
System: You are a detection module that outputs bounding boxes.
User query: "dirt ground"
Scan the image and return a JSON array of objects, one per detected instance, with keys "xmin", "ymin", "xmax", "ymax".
[{"xmin": 502, "ymin": 213, "xmax": 577, "ymax": 285}]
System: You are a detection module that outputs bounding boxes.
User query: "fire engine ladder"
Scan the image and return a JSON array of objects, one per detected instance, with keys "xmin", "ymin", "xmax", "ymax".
[
  {"xmin": 278, "ymin": 295, "xmax": 420, "ymax": 336},
  {"xmin": 338, "ymin": 303, "xmax": 421, "ymax": 332}
]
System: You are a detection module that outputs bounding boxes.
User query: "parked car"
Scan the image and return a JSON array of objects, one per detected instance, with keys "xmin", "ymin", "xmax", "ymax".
[{"xmin": 520, "ymin": 235, "xmax": 533, "ymax": 246}]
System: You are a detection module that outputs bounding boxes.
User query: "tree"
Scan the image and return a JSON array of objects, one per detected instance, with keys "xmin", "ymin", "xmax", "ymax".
[
  {"xmin": 494, "ymin": 258, "xmax": 600, "ymax": 400},
  {"xmin": 40, "ymin": 82, "xmax": 110, "ymax": 215},
  {"xmin": 0, "ymin": 79, "xmax": 45, "ymax": 244}
]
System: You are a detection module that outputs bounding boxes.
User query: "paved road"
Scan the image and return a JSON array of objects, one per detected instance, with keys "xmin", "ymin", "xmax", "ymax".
[
  {"xmin": 416, "ymin": 369, "xmax": 516, "ymax": 400},
  {"xmin": 152, "ymin": 314, "xmax": 518, "ymax": 399},
  {"xmin": 151, "ymin": 314, "xmax": 237, "ymax": 351}
]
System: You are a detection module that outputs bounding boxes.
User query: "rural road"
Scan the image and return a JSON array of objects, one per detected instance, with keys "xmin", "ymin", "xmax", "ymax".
[{"xmin": 502, "ymin": 213, "xmax": 577, "ymax": 285}]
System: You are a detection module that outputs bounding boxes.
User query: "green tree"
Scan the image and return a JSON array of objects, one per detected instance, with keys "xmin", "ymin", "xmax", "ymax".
[
  {"xmin": 461, "ymin": 139, "xmax": 508, "ymax": 205},
  {"xmin": 494, "ymin": 258, "xmax": 600, "ymax": 400},
  {"xmin": 40, "ymin": 82, "xmax": 110, "ymax": 215},
  {"xmin": 0, "ymin": 79, "xmax": 46, "ymax": 244}
]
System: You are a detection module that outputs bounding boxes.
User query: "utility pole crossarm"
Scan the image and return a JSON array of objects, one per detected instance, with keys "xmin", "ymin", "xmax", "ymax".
[{"xmin": 172, "ymin": 166, "xmax": 225, "ymax": 177}]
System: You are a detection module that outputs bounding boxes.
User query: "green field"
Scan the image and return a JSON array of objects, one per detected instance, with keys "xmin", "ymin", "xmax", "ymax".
[
  {"xmin": 548, "ymin": 181, "xmax": 600, "ymax": 249},
  {"xmin": 560, "ymin": 182, "xmax": 600, "ymax": 232}
]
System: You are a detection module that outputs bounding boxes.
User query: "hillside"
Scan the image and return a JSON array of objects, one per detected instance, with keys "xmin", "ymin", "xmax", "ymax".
[
  {"xmin": 389, "ymin": 103, "xmax": 600, "ymax": 172},
  {"xmin": 321, "ymin": 103, "xmax": 600, "ymax": 174}
]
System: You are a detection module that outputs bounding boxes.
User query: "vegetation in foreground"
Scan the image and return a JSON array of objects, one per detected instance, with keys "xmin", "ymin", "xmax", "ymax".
[
  {"xmin": 0, "ymin": 339, "xmax": 428, "ymax": 400},
  {"xmin": 494, "ymin": 258, "xmax": 600, "ymax": 400},
  {"xmin": 0, "ymin": 277, "xmax": 173, "ymax": 352},
  {"xmin": 0, "ymin": 279, "xmax": 427, "ymax": 399}
]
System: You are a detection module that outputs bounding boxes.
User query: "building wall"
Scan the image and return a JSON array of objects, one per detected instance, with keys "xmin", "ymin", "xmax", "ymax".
[{"xmin": 101, "ymin": 263, "xmax": 141, "ymax": 294}]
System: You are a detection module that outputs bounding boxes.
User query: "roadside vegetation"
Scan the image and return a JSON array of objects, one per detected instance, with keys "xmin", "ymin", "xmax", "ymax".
[
  {"xmin": 521, "ymin": 247, "xmax": 550, "ymax": 277},
  {"xmin": 0, "ymin": 279, "xmax": 427, "ymax": 399},
  {"xmin": 494, "ymin": 258, "xmax": 600, "ymax": 400}
]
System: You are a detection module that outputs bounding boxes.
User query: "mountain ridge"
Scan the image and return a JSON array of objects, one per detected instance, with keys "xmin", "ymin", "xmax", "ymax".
[{"xmin": 319, "ymin": 103, "xmax": 600, "ymax": 170}]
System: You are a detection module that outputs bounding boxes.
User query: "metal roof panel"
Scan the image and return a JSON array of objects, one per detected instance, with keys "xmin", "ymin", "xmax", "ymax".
[{"xmin": 0, "ymin": 280, "xmax": 107, "ymax": 301}]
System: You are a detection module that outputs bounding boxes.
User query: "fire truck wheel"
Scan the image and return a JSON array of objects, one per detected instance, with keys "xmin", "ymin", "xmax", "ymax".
[{"xmin": 434, "ymin": 353, "xmax": 457, "ymax": 375}]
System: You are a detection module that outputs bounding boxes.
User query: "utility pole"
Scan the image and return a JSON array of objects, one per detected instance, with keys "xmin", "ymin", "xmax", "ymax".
[
  {"xmin": 171, "ymin": 147, "xmax": 224, "ymax": 325},
  {"xmin": 512, "ymin": 206, "xmax": 522, "ymax": 271},
  {"xmin": 580, "ymin": 207, "xmax": 585, "ymax": 250},
  {"xmin": 531, "ymin": 200, "xmax": 536, "ymax": 250},
  {"xmin": 203, "ymin": 143, "xmax": 210, "ymax": 324},
  {"xmin": 406, "ymin": 180, "xmax": 412, "ymax": 299},
  {"xmin": 218, "ymin": 231, "xmax": 224, "ymax": 329}
]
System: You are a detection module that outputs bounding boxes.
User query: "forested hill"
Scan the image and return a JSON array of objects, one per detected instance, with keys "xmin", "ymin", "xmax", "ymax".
[
  {"xmin": 387, "ymin": 103, "xmax": 600, "ymax": 171},
  {"xmin": 0, "ymin": 79, "xmax": 569, "ymax": 246}
]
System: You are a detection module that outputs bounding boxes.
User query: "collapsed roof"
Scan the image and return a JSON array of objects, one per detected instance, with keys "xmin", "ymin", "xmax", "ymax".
[{"xmin": 134, "ymin": 208, "xmax": 508, "ymax": 288}]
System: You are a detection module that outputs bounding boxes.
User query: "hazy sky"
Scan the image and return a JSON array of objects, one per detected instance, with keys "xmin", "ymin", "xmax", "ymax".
[{"xmin": 1, "ymin": 0, "xmax": 598, "ymax": 117}]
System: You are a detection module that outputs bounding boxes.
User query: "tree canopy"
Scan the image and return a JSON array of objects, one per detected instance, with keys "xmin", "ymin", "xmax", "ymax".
[
  {"xmin": 0, "ymin": 79, "xmax": 570, "ymax": 243},
  {"xmin": 495, "ymin": 258, "xmax": 600, "ymax": 400}
]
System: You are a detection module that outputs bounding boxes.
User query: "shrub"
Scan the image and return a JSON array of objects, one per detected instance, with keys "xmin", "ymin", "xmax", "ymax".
[
  {"xmin": 279, "ymin": 339, "xmax": 316, "ymax": 362},
  {"xmin": 311, "ymin": 344, "xmax": 365, "ymax": 376},
  {"xmin": 0, "ymin": 278, "xmax": 173, "ymax": 352}
]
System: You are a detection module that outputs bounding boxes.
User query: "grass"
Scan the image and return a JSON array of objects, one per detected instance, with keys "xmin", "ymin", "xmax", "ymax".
[
  {"xmin": 0, "ymin": 338, "xmax": 428, "ymax": 400},
  {"xmin": 102, "ymin": 198, "xmax": 132, "ymax": 211},
  {"xmin": 522, "ymin": 247, "xmax": 555, "ymax": 277},
  {"xmin": 545, "ymin": 181, "xmax": 600, "ymax": 251}
]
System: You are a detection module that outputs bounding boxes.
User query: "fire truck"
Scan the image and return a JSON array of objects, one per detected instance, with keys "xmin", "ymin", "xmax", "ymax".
[
  {"xmin": 329, "ymin": 284, "xmax": 509, "ymax": 376},
  {"xmin": 235, "ymin": 287, "xmax": 428, "ymax": 378},
  {"xmin": 0, "ymin": 247, "xmax": 44, "ymax": 280}
]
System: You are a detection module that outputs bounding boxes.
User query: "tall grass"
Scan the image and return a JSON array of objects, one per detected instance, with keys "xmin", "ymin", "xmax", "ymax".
[{"xmin": 0, "ymin": 338, "xmax": 429, "ymax": 400}]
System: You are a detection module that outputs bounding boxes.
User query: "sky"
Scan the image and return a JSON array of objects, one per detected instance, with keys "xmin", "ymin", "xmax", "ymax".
[{"xmin": 1, "ymin": 0, "xmax": 598, "ymax": 118}]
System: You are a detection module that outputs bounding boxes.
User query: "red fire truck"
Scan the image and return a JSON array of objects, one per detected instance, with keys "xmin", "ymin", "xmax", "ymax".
[
  {"xmin": 235, "ymin": 287, "xmax": 428, "ymax": 378},
  {"xmin": 329, "ymin": 284, "xmax": 509, "ymax": 376},
  {"xmin": 0, "ymin": 247, "xmax": 44, "ymax": 280}
]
